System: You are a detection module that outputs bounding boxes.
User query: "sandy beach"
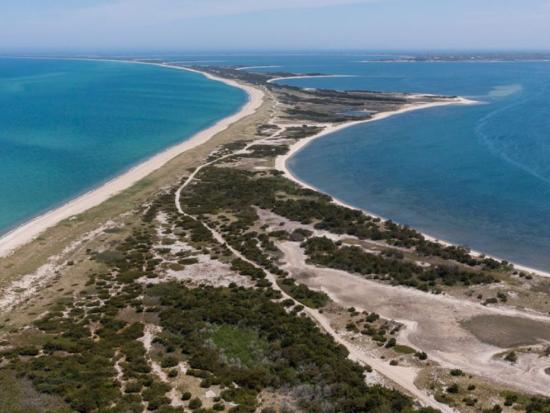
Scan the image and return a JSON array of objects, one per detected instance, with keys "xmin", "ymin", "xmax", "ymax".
[
  {"xmin": 0, "ymin": 62, "xmax": 264, "ymax": 258},
  {"xmin": 274, "ymin": 97, "xmax": 550, "ymax": 279},
  {"xmin": 267, "ymin": 74, "xmax": 357, "ymax": 83},
  {"xmin": 275, "ymin": 96, "xmax": 478, "ymax": 200}
]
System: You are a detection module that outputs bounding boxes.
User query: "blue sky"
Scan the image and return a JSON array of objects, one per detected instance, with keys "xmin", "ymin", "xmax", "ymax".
[{"xmin": 2, "ymin": 0, "xmax": 550, "ymax": 51}]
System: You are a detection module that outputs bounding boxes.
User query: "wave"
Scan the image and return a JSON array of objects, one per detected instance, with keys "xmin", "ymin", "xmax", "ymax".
[{"xmin": 487, "ymin": 84, "xmax": 523, "ymax": 98}]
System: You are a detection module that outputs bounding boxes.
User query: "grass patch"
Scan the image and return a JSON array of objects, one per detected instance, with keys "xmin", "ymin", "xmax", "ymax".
[
  {"xmin": 277, "ymin": 278, "xmax": 329, "ymax": 309},
  {"xmin": 394, "ymin": 344, "xmax": 416, "ymax": 354},
  {"xmin": 0, "ymin": 370, "xmax": 70, "ymax": 413},
  {"xmin": 210, "ymin": 325, "xmax": 267, "ymax": 367}
]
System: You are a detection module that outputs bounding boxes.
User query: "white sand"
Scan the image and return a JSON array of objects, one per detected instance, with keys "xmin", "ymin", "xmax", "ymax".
[
  {"xmin": 237, "ymin": 65, "xmax": 281, "ymax": 71},
  {"xmin": 0, "ymin": 62, "xmax": 264, "ymax": 258},
  {"xmin": 274, "ymin": 98, "xmax": 550, "ymax": 279},
  {"xmin": 275, "ymin": 97, "xmax": 477, "ymax": 200},
  {"xmin": 267, "ymin": 74, "xmax": 357, "ymax": 83}
]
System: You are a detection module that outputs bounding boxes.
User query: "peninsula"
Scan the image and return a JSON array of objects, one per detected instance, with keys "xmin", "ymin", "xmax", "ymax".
[{"xmin": 0, "ymin": 60, "xmax": 549, "ymax": 413}]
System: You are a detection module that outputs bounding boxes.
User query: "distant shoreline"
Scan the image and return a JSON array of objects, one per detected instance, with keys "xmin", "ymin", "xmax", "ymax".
[
  {"xmin": 0, "ymin": 60, "xmax": 264, "ymax": 258},
  {"xmin": 267, "ymin": 74, "xmax": 357, "ymax": 83},
  {"xmin": 275, "ymin": 97, "xmax": 550, "ymax": 279}
]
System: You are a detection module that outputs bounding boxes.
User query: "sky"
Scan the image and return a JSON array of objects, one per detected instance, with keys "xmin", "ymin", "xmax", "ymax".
[{"xmin": 1, "ymin": 0, "xmax": 550, "ymax": 52}]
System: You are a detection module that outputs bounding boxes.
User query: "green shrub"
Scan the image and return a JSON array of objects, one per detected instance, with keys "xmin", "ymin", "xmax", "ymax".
[{"xmin": 188, "ymin": 397, "xmax": 202, "ymax": 409}]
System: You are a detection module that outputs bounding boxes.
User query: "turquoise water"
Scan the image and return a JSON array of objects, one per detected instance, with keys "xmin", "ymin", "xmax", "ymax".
[
  {"xmin": 277, "ymin": 59, "xmax": 550, "ymax": 271},
  {"xmin": 0, "ymin": 58, "xmax": 246, "ymax": 234},
  {"xmin": 4, "ymin": 53, "xmax": 550, "ymax": 271}
]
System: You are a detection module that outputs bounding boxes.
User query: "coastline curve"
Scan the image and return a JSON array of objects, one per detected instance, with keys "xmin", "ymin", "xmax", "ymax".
[
  {"xmin": 0, "ymin": 61, "xmax": 264, "ymax": 258},
  {"xmin": 274, "ymin": 97, "xmax": 550, "ymax": 279}
]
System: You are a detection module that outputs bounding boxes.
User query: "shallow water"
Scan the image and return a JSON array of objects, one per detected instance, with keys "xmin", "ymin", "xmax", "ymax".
[{"xmin": 0, "ymin": 58, "xmax": 246, "ymax": 234}]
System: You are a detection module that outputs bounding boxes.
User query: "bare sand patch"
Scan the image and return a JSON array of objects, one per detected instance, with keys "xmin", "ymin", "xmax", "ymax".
[{"xmin": 278, "ymin": 241, "xmax": 550, "ymax": 395}]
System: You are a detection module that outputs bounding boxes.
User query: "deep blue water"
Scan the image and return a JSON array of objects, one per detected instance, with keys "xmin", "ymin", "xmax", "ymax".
[
  {"xmin": 275, "ymin": 58, "xmax": 550, "ymax": 271},
  {"xmin": 0, "ymin": 58, "xmax": 246, "ymax": 234}
]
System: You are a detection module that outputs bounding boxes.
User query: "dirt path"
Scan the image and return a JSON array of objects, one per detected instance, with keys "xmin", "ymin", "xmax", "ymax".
[
  {"xmin": 278, "ymin": 241, "xmax": 550, "ymax": 395},
  {"xmin": 173, "ymin": 151, "xmax": 455, "ymax": 413}
]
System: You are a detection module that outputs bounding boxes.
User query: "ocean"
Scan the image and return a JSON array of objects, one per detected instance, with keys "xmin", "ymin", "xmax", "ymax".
[
  {"xmin": 0, "ymin": 58, "xmax": 246, "ymax": 235},
  {"xmin": 254, "ymin": 55, "xmax": 550, "ymax": 271}
]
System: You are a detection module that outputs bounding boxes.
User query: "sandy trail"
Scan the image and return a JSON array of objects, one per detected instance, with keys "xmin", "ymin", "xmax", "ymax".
[
  {"xmin": 206, "ymin": 228, "xmax": 453, "ymax": 412},
  {"xmin": 173, "ymin": 154, "xmax": 454, "ymax": 413},
  {"xmin": 278, "ymin": 241, "xmax": 550, "ymax": 395}
]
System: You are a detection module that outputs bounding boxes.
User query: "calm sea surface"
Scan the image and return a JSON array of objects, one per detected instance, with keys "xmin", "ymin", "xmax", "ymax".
[
  {"xmin": 0, "ymin": 58, "xmax": 246, "ymax": 234},
  {"xmin": 253, "ymin": 55, "xmax": 550, "ymax": 271}
]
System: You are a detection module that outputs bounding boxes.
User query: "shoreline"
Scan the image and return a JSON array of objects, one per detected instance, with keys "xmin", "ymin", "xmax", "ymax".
[
  {"xmin": 236, "ymin": 65, "xmax": 282, "ymax": 71},
  {"xmin": 274, "ymin": 97, "xmax": 550, "ymax": 279},
  {"xmin": 2, "ymin": 59, "xmax": 549, "ymax": 280},
  {"xmin": 0, "ymin": 61, "xmax": 264, "ymax": 258},
  {"xmin": 267, "ymin": 74, "xmax": 357, "ymax": 83}
]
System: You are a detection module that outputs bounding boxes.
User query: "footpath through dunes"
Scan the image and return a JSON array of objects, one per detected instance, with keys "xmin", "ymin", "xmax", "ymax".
[
  {"xmin": 277, "ymin": 241, "xmax": 550, "ymax": 395},
  {"xmin": 172, "ymin": 134, "xmax": 455, "ymax": 413}
]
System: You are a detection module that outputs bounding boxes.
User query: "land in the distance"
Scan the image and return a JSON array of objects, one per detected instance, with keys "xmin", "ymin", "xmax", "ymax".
[
  {"xmin": 358, "ymin": 51, "xmax": 550, "ymax": 62},
  {"xmin": 0, "ymin": 59, "xmax": 549, "ymax": 413}
]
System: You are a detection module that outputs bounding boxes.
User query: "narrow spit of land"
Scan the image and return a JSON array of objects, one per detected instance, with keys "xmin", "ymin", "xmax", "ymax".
[{"xmin": 0, "ymin": 61, "xmax": 549, "ymax": 413}]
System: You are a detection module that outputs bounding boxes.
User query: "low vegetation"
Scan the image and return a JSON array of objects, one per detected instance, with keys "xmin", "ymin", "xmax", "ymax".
[
  {"xmin": 303, "ymin": 236, "xmax": 496, "ymax": 291},
  {"xmin": 0, "ymin": 179, "xmax": 441, "ymax": 412}
]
